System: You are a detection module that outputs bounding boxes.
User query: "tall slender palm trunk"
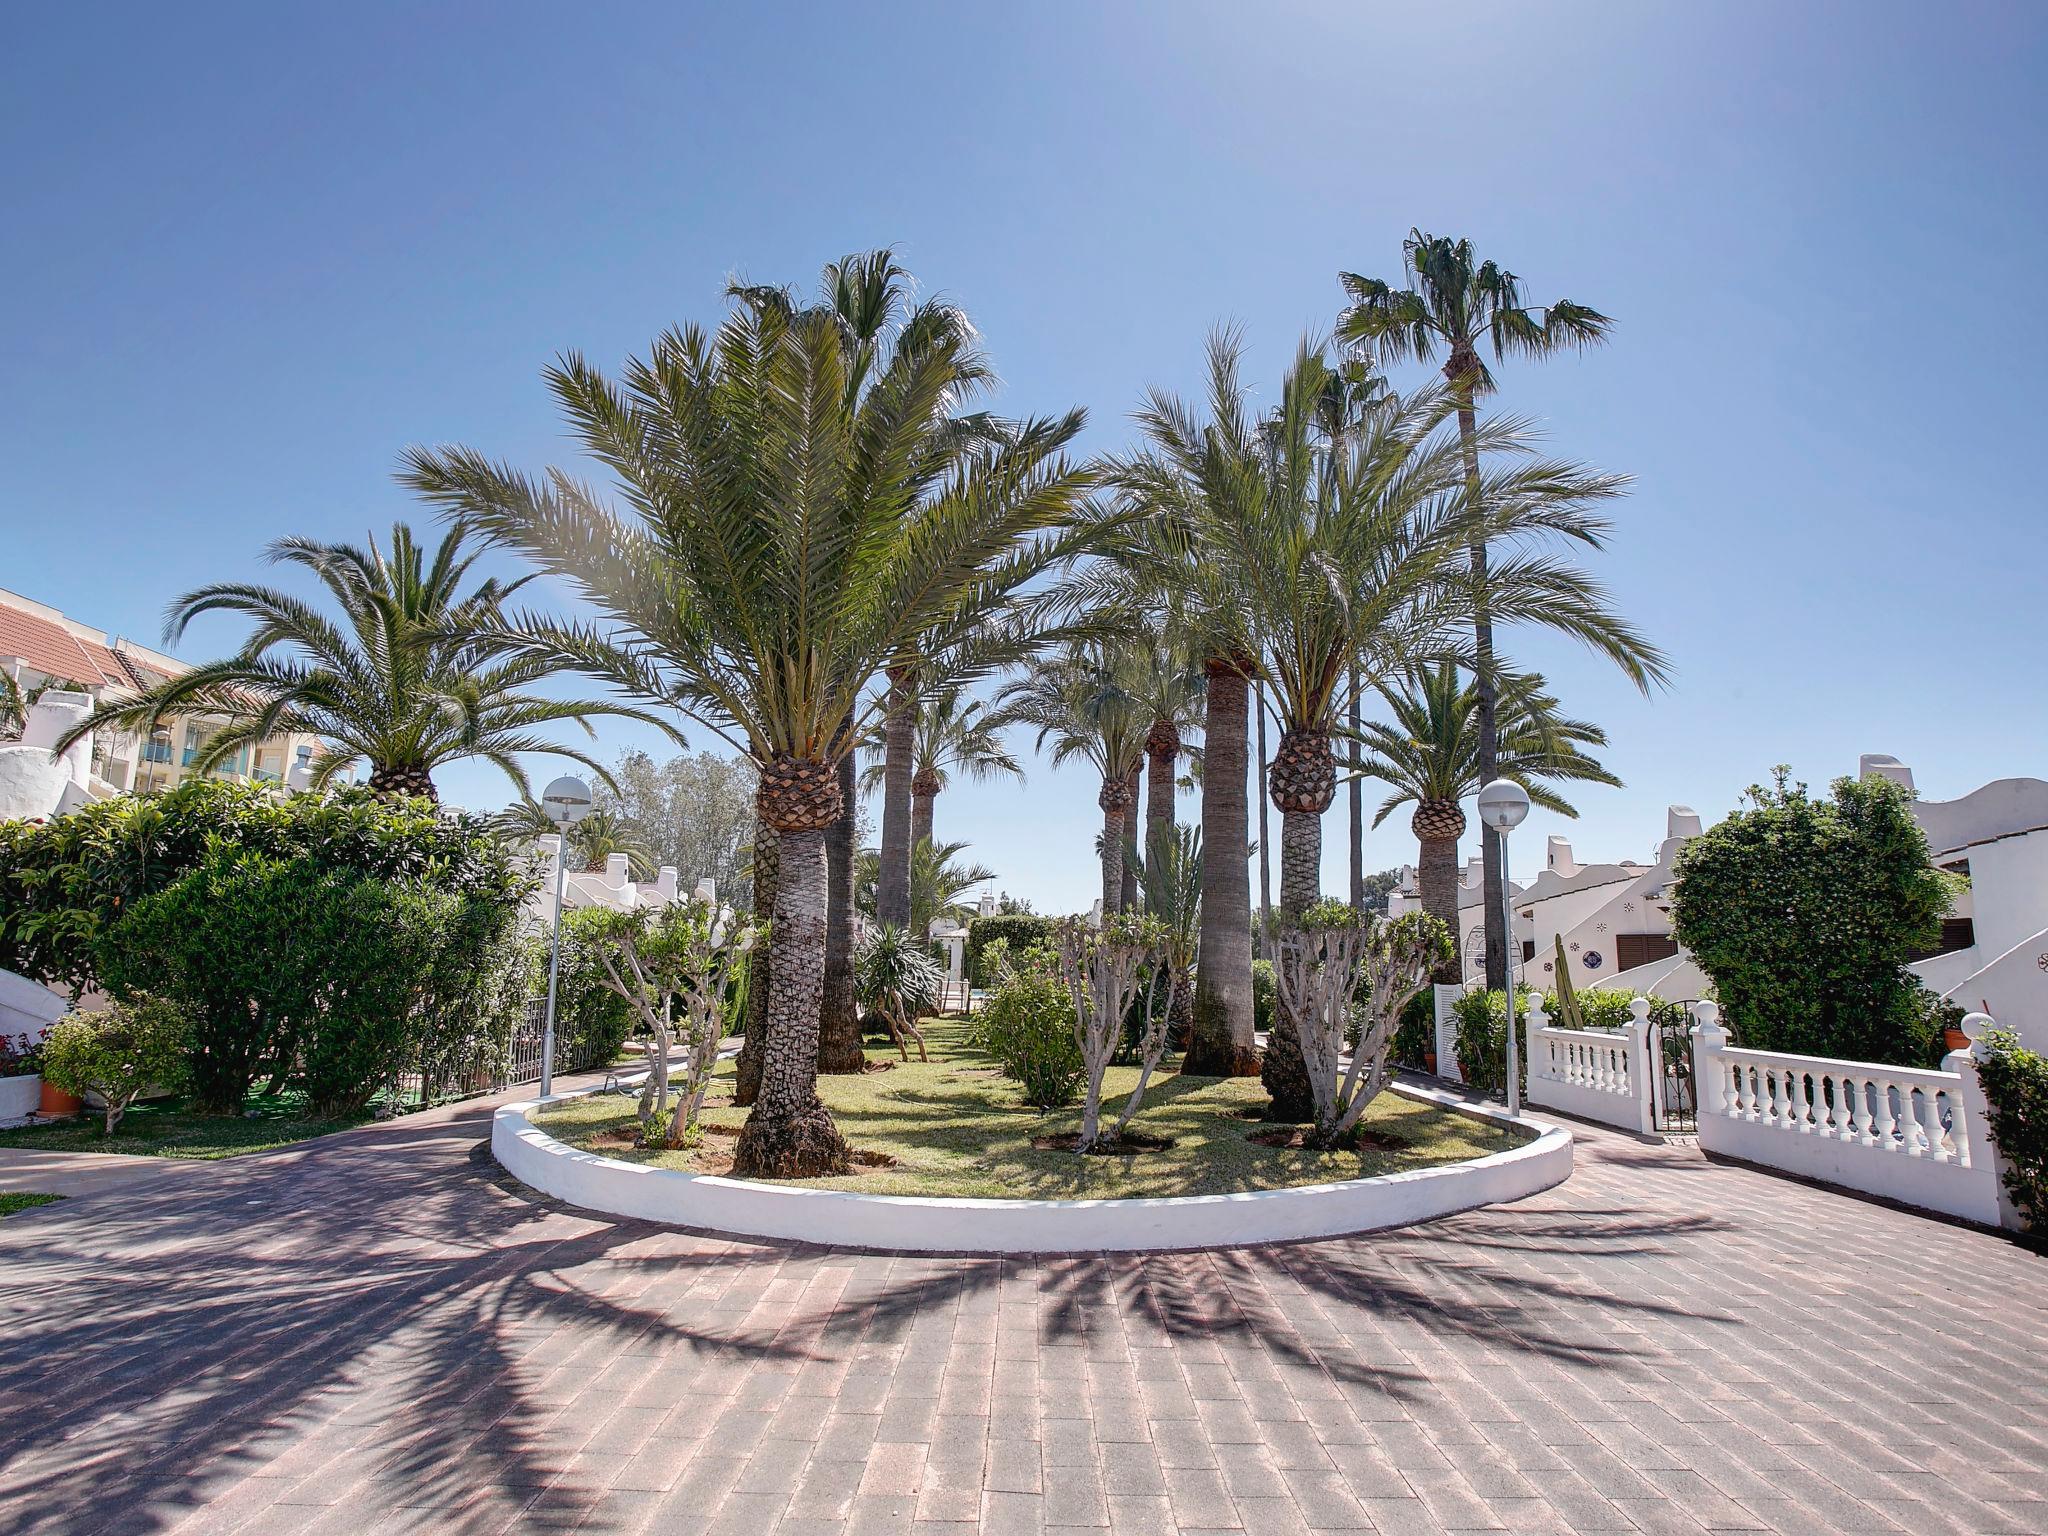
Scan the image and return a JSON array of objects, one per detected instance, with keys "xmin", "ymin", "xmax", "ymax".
[
  {"xmin": 818, "ymin": 754, "xmax": 866, "ymax": 1074},
  {"xmin": 1347, "ymin": 666, "xmax": 1364, "ymax": 909},
  {"xmin": 1120, "ymin": 764, "xmax": 1140, "ymax": 911},
  {"xmin": 1453, "ymin": 379, "xmax": 1506, "ymax": 991},
  {"xmin": 1255, "ymin": 684, "xmax": 1272, "ymax": 928},
  {"xmin": 877, "ymin": 667, "xmax": 915, "ymax": 929},
  {"xmin": 910, "ymin": 771, "xmax": 938, "ymax": 853},
  {"xmin": 734, "ymin": 813, "xmax": 779, "ymax": 1106},
  {"xmin": 1099, "ymin": 778, "xmax": 1132, "ymax": 916},
  {"xmin": 1185, "ymin": 658, "xmax": 1258, "ymax": 1076},
  {"xmin": 1145, "ymin": 719, "xmax": 1178, "ymax": 860},
  {"xmin": 734, "ymin": 820, "xmax": 851, "ymax": 1178}
]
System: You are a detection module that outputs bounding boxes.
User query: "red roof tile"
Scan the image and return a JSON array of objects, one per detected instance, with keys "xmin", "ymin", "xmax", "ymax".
[{"xmin": 0, "ymin": 604, "xmax": 124, "ymax": 690}]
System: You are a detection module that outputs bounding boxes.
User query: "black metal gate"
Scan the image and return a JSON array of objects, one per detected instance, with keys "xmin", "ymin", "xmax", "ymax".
[{"xmin": 1647, "ymin": 1001, "xmax": 1698, "ymax": 1133}]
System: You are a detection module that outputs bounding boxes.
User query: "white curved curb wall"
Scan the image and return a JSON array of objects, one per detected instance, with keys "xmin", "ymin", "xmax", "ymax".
[{"xmin": 492, "ymin": 1082, "xmax": 1572, "ymax": 1255}]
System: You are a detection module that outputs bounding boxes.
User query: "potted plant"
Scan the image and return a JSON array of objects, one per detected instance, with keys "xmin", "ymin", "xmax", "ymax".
[{"xmin": 0, "ymin": 1033, "xmax": 43, "ymax": 1121}]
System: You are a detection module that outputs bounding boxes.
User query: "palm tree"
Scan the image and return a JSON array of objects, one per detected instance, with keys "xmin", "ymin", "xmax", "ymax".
[
  {"xmin": 1352, "ymin": 663, "xmax": 1620, "ymax": 980},
  {"xmin": 1123, "ymin": 628, "xmax": 1205, "ymax": 867},
  {"xmin": 402, "ymin": 254, "xmax": 1092, "ymax": 1177},
  {"xmin": 858, "ymin": 837, "xmax": 995, "ymax": 937},
  {"xmin": 993, "ymin": 642, "xmax": 1148, "ymax": 918},
  {"xmin": 1136, "ymin": 822, "xmax": 1201, "ymax": 1054},
  {"xmin": 861, "ymin": 686, "xmax": 1021, "ymax": 852},
  {"xmin": 1340, "ymin": 232, "xmax": 1614, "ymax": 987},
  {"xmin": 57, "ymin": 523, "xmax": 656, "ymax": 802}
]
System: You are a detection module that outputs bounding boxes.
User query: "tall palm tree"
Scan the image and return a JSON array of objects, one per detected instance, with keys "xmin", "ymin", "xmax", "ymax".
[
  {"xmin": 1353, "ymin": 663, "xmax": 1619, "ymax": 979},
  {"xmin": 1098, "ymin": 333, "xmax": 1290, "ymax": 1078},
  {"xmin": 993, "ymin": 642, "xmax": 1148, "ymax": 918},
  {"xmin": 403, "ymin": 256, "xmax": 1092, "ymax": 1177},
  {"xmin": 1340, "ymin": 232, "xmax": 1614, "ymax": 987},
  {"xmin": 1124, "ymin": 627, "xmax": 1205, "ymax": 866},
  {"xmin": 861, "ymin": 686, "xmax": 1021, "ymax": 852},
  {"xmin": 58, "ymin": 523, "xmax": 654, "ymax": 801},
  {"xmin": 1146, "ymin": 337, "xmax": 1658, "ymax": 1118}
]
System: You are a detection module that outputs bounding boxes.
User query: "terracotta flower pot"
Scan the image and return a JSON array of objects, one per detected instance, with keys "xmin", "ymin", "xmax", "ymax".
[
  {"xmin": 1423, "ymin": 1049, "xmax": 1438, "ymax": 1075},
  {"xmin": 38, "ymin": 1080, "xmax": 82, "ymax": 1117}
]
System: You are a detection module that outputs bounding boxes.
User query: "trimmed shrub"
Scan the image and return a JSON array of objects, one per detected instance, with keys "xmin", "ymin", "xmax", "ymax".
[
  {"xmin": 42, "ymin": 998, "xmax": 189, "ymax": 1134},
  {"xmin": 977, "ymin": 963, "xmax": 1083, "ymax": 1108},
  {"xmin": 1671, "ymin": 771, "xmax": 1958, "ymax": 1066},
  {"xmin": 966, "ymin": 915, "xmax": 1054, "ymax": 987},
  {"xmin": 1451, "ymin": 987, "xmax": 1537, "ymax": 1097},
  {"xmin": 1976, "ymin": 1028, "xmax": 2048, "ymax": 1233},
  {"xmin": 550, "ymin": 907, "xmax": 638, "ymax": 1069}
]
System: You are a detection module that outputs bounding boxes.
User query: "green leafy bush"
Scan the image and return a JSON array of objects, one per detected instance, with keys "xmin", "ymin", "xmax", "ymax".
[
  {"xmin": 1547, "ymin": 986, "xmax": 1638, "ymax": 1032},
  {"xmin": 41, "ymin": 998, "xmax": 189, "ymax": 1134},
  {"xmin": 1390, "ymin": 989, "xmax": 1435, "ymax": 1069},
  {"xmin": 1252, "ymin": 957, "xmax": 1276, "ymax": 1038},
  {"xmin": 976, "ymin": 963, "xmax": 1083, "ymax": 1108},
  {"xmin": 1671, "ymin": 771, "xmax": 1958, "ymax": 1066},
  {"xmin": 1975, "ymin": 1028, "xmax": 2048, "ymax": 1232},
  {"xmin": 966, "ymin": 915, "xmax": 1054, "ymax": 987},
  {"xmin": 0, "ymin": 778, "xmax": 530, "ymax": 992},
  {"xmin": 1452, "ymin": 987, "xmax": 1536, "ymax": 1097},
  {"xmin": 550, "ymin": 907, "xmax": 639, "ymax": 1069}
]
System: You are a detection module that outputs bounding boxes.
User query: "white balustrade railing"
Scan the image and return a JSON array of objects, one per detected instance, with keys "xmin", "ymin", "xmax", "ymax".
[
  {"xmin": 1522, "ymin": 998, "xmax": 1655, "ymax": 1134},
  {"xmin": 1691, "ymin": 1003, "xmax": 2009, "ymax": 1227}
]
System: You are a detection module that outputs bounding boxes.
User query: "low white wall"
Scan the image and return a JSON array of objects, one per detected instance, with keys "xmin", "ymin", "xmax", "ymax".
[
  {"xmin": 0, "ymin": 1074, "xmax": 40, "ymax": 1122},
  {"xmin": 0, "ymin": 967, "xmax": 66, "ymax": 1043},
  {"xmin": 1692, "ymin": 1004, "xmax": 2008, "ymax": 1228},
  {"xmin": 492, "ymin": 1082, "xmax": 1572, "ymax": 1255},
  {"xmin": 1522, "ymin": 999, "xmax": 1655, "ymax": 1135}
]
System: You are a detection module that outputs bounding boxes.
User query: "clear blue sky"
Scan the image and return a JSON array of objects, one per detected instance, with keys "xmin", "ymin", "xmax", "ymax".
[{"xmin": 5, "ymin": 2, "xmax": 2044, "ymax": 912}]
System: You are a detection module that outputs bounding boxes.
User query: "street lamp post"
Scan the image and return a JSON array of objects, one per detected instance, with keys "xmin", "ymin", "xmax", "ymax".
[
  {"xmin": 1476, "ymin": 779, "xmax": 1532, "ymax": 1115},
  {"xmin": 539, "ymin": 775, "xmax": 594, "ymax": 1100}
]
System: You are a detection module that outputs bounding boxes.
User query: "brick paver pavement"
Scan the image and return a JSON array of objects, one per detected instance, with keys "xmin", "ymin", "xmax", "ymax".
[{"xmin": 1, "ymin": 1087, "xmax": 2043, "ymax": 1536}]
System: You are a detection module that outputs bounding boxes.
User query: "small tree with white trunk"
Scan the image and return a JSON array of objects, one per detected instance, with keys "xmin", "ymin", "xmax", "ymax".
[
  {"xmin": 1051, "ymin": 912, "xmax": 1174, "ymax": 1152},
  {"xmin": 1265, "ymin": 902, "xmax": 1450, "ymax": 1147},
  {"xmin": 587, "ymin": 899, "xmax": 755, "ymax": 1149}
]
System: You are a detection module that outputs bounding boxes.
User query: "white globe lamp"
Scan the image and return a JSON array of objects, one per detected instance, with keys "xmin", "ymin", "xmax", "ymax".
[
  {"xmin": 1475, "ymin": 779, "xmax": 1531, "ymax": 1114},
  {"xmin": 539, "ymin": 776, "xmax": 593, "ymax": 1098}
]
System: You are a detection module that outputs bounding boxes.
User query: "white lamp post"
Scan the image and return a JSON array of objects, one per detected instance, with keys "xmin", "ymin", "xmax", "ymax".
[
  {"xmin": 1476, "ymin": 778, "xmax": 1531, "ymax": 1115},
  {"xmin": 539, "ymin": 775, "xmax": 594, "ymax": 1099}
]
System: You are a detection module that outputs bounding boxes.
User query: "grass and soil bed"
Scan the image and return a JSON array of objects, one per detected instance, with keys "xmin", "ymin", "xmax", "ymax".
[
  {"xmin": 535, "ymin": 1017, "xmax": 1527, "ymax": 1200},
  {"xmin": 0, "ymin": 1089, "xmax": 371, "ymax": 1160},
  {"xmin": 0, "ymin": 1192, "xmax": 64, "ymax": 1218}
]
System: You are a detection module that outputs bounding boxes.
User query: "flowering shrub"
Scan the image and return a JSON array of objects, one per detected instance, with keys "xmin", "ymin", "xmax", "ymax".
[{"xmin": 0, "ymin": 1032, "xmax": 43, "ymax": 1077}]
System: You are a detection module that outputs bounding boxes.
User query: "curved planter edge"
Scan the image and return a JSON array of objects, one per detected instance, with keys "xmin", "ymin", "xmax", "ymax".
[{"xmin": 492, "ymin": 1080, "xmax": 1573, "ymax": 1255}]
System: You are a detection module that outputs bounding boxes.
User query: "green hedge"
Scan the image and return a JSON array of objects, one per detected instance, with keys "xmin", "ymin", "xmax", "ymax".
[
  {"xmin": 966, "ymin": 915, "xmax": 1054, "ymax": 988},
  {"xmin": 1671, "ymin": 772, "xmax": 1958, "ymax": 1066},
  {"xmin": 1977, "ymin": 1029, "xmax": 2048, "ymax": 1232},
  {"xmin": 975, "ymin": 962, "xmax": 1082, "ymax": 1107}
]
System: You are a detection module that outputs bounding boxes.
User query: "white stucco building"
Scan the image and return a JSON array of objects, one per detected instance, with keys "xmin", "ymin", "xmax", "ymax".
[
  {"xmin": 519, "ymin": 835, "xmax": 703, "ymax": 925},
  {"xmin": 1397, "ymin": 753, "xmax": 2048, "ymax": 1051}
]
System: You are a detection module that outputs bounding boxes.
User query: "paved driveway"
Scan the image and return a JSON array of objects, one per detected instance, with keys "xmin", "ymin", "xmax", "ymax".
[{"xmin": 0, "ymin": 1089, "xmax": 2042, "ymax": 1536}]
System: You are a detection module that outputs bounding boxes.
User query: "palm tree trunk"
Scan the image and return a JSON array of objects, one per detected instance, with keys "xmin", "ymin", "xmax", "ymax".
[
  {"xmin": 1347, "ymin": 666, "xmax": 1364, "ymax": 909},
  {"xmin": 1146, "ymin": 726, "xmax": 1176, "ymax": 853},
  {"xmin": 1101, "ymin": 796, "xmax": 1126, "ymax": 917},
  {"xmin": 877, "ymin": 667, "xmax": 915, "ymax": 929},
  {"xmin": 818, "ymin": 753, "xmax": 865, "ymax": 1074},
  {"xmin": 910, "ymin": 789, "xmax": 935, "ymax": 854},
  {"xmin": 734, "ymin": 813, "xmax": 778, "ymax": 1106},
  {"xmin": 1120, "ymin": 764, "xmax": 1140, "ymax": 912},
  {"xmin": 1186, "ymin": 658, "xmax": 1257, "ymax": 1076},
  {"xmin": 1457, "ymin": 396, "xmax": 1506, "ymax": 991},
  {"xmin": 1255, "ymin": 684, "xmax": 1272, "ymax": 928},
  {"xmin": 1418, "ymin": 831, "xmax": 1463, "ymax": 985},
  {"xmin": 1260, "ymin": 805, "xmax": 1322, "ymax": 1121},
  {"xmin": 734, "ymin": 825, "xmax": 850, "ymax": 1177}
]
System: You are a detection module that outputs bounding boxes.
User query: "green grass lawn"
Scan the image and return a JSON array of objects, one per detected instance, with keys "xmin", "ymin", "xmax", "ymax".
[
  {"xmin": 0, "ymin": 1090, "xmax": 371, "ymax": 1160},
  {"xmin": 536, "ymin": 1017, "xmax": 1525, "ymax": 1199},
  {"xmin": 0, "ymin": 1192, "xmax": 63, "ymax": 1218}
]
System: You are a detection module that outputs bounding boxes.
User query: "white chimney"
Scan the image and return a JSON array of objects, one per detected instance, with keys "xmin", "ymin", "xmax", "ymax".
[
  {"xmin": 1859, "ymin": 754, "xmax": 1915, "ymax": 793},
  {"xmin": 21, "ymin": 690, "xmax": 93, "ymax": 787}
]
